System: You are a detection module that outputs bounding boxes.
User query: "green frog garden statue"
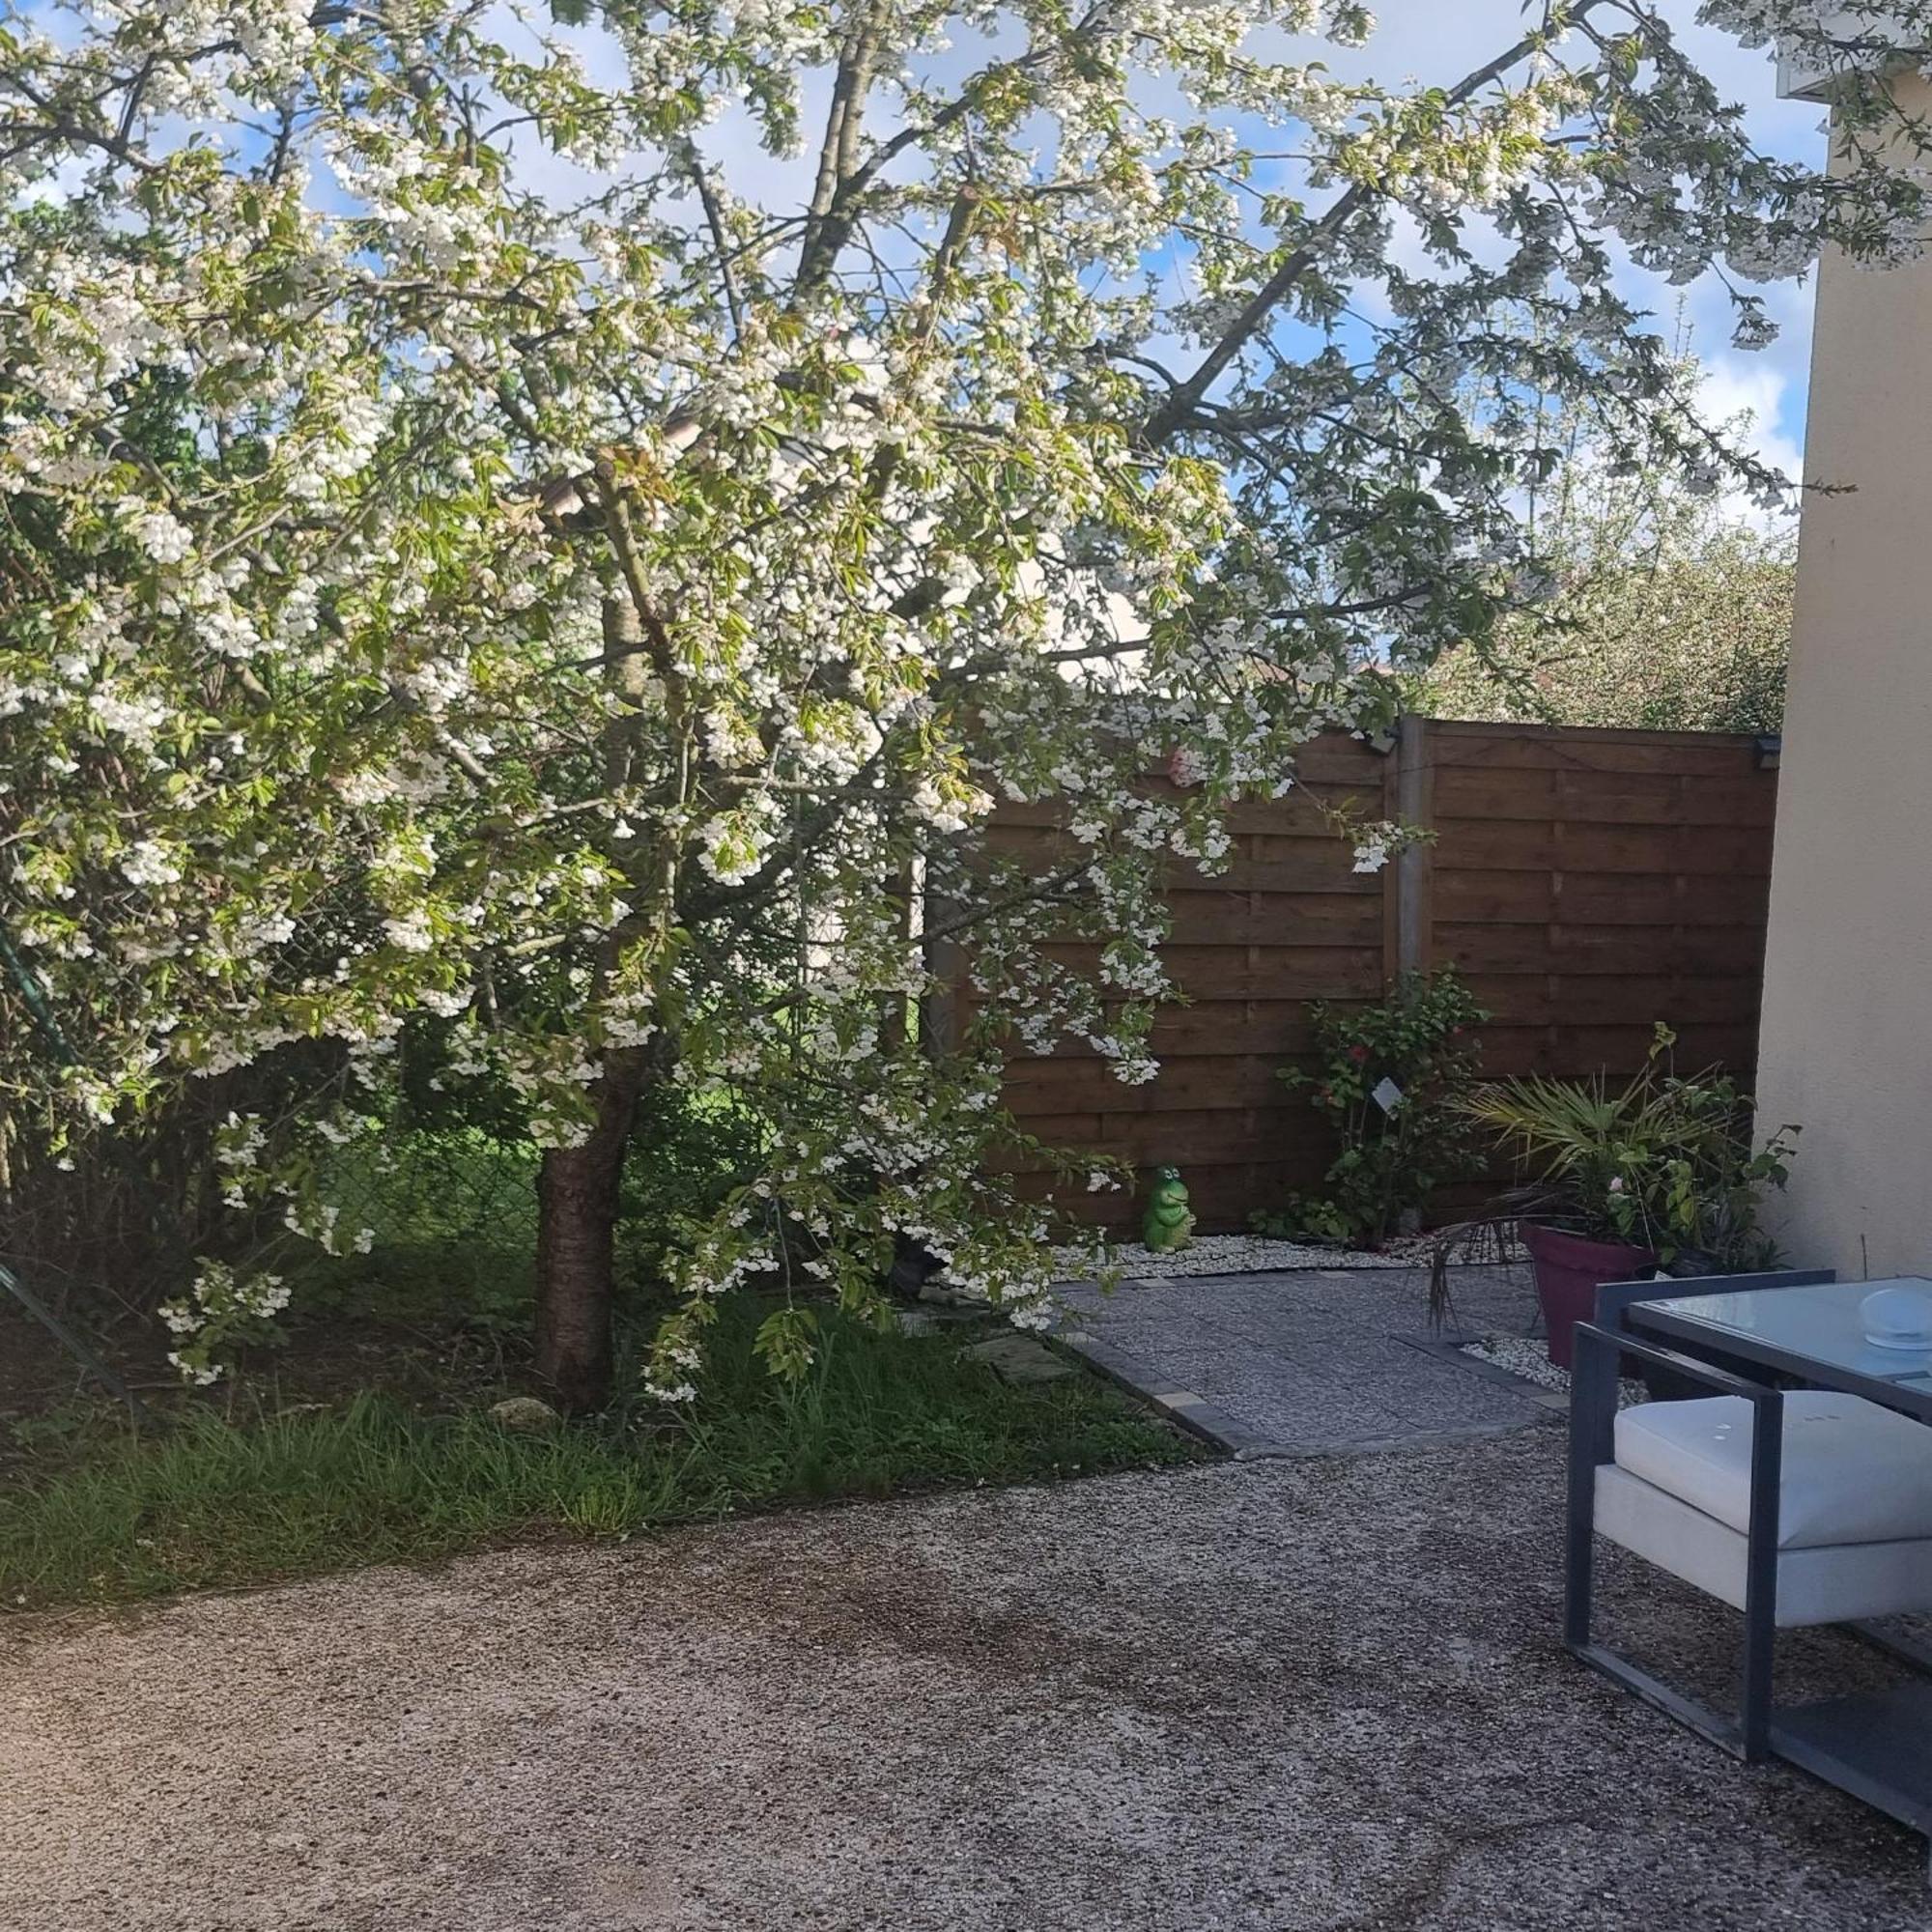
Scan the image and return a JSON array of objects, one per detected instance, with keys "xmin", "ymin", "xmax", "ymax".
[{"xmin": 1140, "ymin": 1166, "xmax": 1196, "ymax": 1255}]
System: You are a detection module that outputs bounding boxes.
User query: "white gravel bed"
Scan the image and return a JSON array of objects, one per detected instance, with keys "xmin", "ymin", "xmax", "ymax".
[
  {"xmin": 1052, "ymin": 1230, "xmax": 1434, "ymax": 1280},
  {"xmin": 1460, "ymin": 1332, "xmax": 1572, "ymax": 1392},
  {"xmin": 1461, "ymin": 1333, "xmax": 1644, "ymax": 1405}
]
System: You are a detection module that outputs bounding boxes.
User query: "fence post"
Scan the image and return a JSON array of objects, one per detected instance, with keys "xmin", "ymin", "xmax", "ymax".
[{"xmin": 1392, "ymin": 713, "xmax": 1435, "ymax": 979}]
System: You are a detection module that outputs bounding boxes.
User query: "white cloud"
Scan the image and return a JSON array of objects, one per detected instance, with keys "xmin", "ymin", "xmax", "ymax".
[
  {"xmin": 1698, "ymin": 351, "xmax": 1804, "ymax": 475},
  {"xmin": 1695, "ymin": 353, "xmax": 1807, "ymax": 528}
]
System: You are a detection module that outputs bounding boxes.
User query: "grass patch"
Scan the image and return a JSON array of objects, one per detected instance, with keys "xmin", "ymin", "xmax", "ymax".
[{"xmin": 0, "ymin": 1298, "xmax": 1197, "ymax": 1612}]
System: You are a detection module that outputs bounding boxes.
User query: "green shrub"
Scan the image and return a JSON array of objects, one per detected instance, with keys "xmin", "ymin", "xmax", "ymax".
[
  {"xmin": 1463, "ymin": 1023, "xmax": 1797, "ymax": 1267},
  {"xmin": 619, "ymin": 1082, "xmax": 768, "ymax": 1284},
  {"xmin": 1256, "ymin": 969, "xmax": 1489, "ymax": 1247}
]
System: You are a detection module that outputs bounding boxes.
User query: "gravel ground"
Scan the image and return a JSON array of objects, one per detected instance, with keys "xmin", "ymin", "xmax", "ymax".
[
  {"xmin": 1460, "ymin": 1334, "xmax": 1647, "ymax": 1405},
  {"xmin": 1052, "ymin": 1231, "xmax": 1435, "ymax": 1279},
  {"xmin": 1461, "ymin": 1332, "xmax": 1575, "ymax": 1393},
  {"xmin": 2, "ymin": 1431, "xmax": 1926, "ymax": 1931}
]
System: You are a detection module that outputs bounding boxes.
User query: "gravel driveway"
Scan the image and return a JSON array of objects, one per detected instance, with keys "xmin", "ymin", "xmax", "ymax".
[{"xmin": 2, "ymin": 1429, "xmax": 1926, "ymax": 1931}]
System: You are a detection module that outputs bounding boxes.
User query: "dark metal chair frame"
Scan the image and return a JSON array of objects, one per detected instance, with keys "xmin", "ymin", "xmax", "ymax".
[
  {"xmin": 1566, "ymin": 1267, "xmax": 1932, "ymax": 1787},
  {"xmin": 1566, "ymin": 1314, "xmax": 1789, "ymax": 1758}
]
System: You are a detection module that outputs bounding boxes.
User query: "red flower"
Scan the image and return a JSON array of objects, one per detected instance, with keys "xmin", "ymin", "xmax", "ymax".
[{"xmin": 1348, "ymin": 1044, "xmax": 1370, "ymax": 1063}]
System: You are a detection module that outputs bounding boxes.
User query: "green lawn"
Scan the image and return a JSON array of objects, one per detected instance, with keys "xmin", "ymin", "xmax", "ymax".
[{"xmin": 0, "ymin": 1298, "xmax": 1196, "ymax": 1612}]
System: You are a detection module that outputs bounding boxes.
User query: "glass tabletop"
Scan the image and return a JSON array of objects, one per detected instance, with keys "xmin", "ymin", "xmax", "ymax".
[{"xmin": 1630, "ymin": 1278, "xmax": 1932, "ymax": 1407}]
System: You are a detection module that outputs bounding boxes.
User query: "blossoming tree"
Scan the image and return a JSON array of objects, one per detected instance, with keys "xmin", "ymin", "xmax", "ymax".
[{"xmin": 1, "ymin": 0, "xmax": 1926, "ymax": 1406}]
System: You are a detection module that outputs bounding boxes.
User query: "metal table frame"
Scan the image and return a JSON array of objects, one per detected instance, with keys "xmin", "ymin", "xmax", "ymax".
[{"xmin": 1565, "ymin": 1267, "xmax": 1932, "ymax": 1857}]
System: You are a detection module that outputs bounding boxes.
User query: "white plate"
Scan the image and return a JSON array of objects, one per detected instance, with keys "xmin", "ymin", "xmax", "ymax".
[{"xmin": 1864, "ymin": 1331, "xmax": 1932, "ymax": 1351}]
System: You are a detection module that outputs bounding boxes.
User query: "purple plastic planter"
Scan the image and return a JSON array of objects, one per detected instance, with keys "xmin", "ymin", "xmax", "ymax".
[{"xmin": 1520, "ymin": 1222, "xmax": 1656, "ymax": 1370}]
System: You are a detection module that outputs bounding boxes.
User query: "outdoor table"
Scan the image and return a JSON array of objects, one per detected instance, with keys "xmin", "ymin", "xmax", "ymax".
[
  {"xmin": 1630, "ymin": 1278, "xmax": 1932, "ymax": 1427},
  {"xmin": 1601, "ymin": 1277, "xmax": 1932, "ymax": 1851}
]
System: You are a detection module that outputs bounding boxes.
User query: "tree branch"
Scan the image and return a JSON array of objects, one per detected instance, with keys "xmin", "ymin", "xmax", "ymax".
[{"xmin": 1140, "ymin": 4, "xmax": 1602, "ymax": 446}]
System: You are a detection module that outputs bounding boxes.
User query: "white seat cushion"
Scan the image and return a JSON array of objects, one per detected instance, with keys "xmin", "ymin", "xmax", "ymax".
[
  {"xmin": 1595, "ymin": 1466, "xmax": 1932, "ymax": 1626},
  {"xmin": 1615, "ymin": 1391, "xmax": 1932, "ymax": 1549}
]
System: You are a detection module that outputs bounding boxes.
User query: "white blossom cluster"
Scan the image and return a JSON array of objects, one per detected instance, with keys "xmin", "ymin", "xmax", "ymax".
[
  {"xmin": 158, "ymin": 1260, "xmax": 295, "ymax": 1386},
  {"xmin": 2, "ymin": 0, "xmax": 1928, "ymax": 1389}
]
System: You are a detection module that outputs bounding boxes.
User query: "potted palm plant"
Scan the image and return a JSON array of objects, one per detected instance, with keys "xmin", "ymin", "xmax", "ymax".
[{"xmin": 1452, "ymin": 1027, "xmax": 1798, "ymax": 1369}]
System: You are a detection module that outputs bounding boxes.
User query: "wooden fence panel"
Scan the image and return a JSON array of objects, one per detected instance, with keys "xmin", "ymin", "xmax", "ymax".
[{"xmin": 970, "ymin": 718, "xmax": 1777, "ymax": 1234}]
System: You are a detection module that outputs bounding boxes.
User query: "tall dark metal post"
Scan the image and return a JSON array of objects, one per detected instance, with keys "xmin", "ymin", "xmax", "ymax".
[
  {"xmin": 1740, "ymin": 1386, "xmax": 1785, "ymax": 1761},
  {"xmin": 1565, "ymin": 1320, "xmax": 1618, "ymax": 1650}
]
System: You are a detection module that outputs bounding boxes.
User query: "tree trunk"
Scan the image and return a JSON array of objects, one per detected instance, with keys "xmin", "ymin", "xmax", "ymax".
[{"xmin": 533, "ymin": 1045, "xmax": 652, "ymax": 1411}]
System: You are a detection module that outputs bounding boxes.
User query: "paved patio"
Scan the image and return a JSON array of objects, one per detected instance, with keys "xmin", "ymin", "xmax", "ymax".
[
  {"xmin": 1056, "ymin": 1262, "xmax": 1558, "ymax": 1457},
  {"xmin": 3, "ymin": 1424, "xmax": 1929, "ymax": 1930}
]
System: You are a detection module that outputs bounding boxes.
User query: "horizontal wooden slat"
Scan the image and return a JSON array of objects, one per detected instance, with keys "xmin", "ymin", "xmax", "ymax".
[
  {"xmin": 1459, "ymin": 973, "xmax": 1763, "ymax": 1029},
  {"xmin": 1163, "ymin": 892, "xmax": 1383, "ymax": 946},
  {"xmin": 1148, "ymin": 1003, "xmax": 1324, "ymax": 1056},
  {"xmin": 1472, "ymin": 1023, "xmax": 1760, "ymax": 1079},
  {"xmin": 1097, "ymin": 1108, "xmax": 1303, "ymax": 1164},
  {"xmin": 1161, "ymin": 946, "xmax": 1388, "ymax": 1000},
  {"xmin": 1433, "ymin": 767, "xmax": 1776, "ymax": 827},
  {"xmin": 992, "ymin": 1117, "xmax": 1308, "ymax": 1173},
  {"xmin": 1244, "ymin": 897, "xmax": 1386, "ymax": 946},
  {"xmin": 1433, "ymin": 868, "xmax": 1771, "ymax": 928},
  {"xmin": 979, "ymin": 720, "xmax": 1776, "ymax": 1233},
  {"xmin": 1164, "ymin": 853, "xmax": 1374, "ymax": 895},
  {"xmin": 1219, "ymin": 785, "xmax": 1383, "ymax": 830},
  {"xmin": 1283, "ymin": 736, "xmax": 1391, "ymax": 782},
  {"xmin": 988, "ymin": 781, "xmax": 1377, "ymax": 835},
  {"xmin": 1427, "ymin": 724, "xmax": 1765, "ymax": 776},
  {"xmin": 1003, "ymin": 1054, "xmax": 1286, "ymax": 1114},
  {"xmin": 1433, "ymin": 818, "xmax": 1773, "ymax": 876},
  {"xmin": 1435, "ymin": 922, "xmax": 1765, "ymax": 977}
]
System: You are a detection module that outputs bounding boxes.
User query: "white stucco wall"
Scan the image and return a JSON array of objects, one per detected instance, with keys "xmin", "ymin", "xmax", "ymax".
[{"xmin": 1753, "ymin": 70, "xmax": 1932, "ymax": 1278}]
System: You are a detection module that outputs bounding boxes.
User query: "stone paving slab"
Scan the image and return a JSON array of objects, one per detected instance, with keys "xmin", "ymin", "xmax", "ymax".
[{"xmin": 1055, "ymin": 1263, "xmax": 1560, "ymax": 1457}]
